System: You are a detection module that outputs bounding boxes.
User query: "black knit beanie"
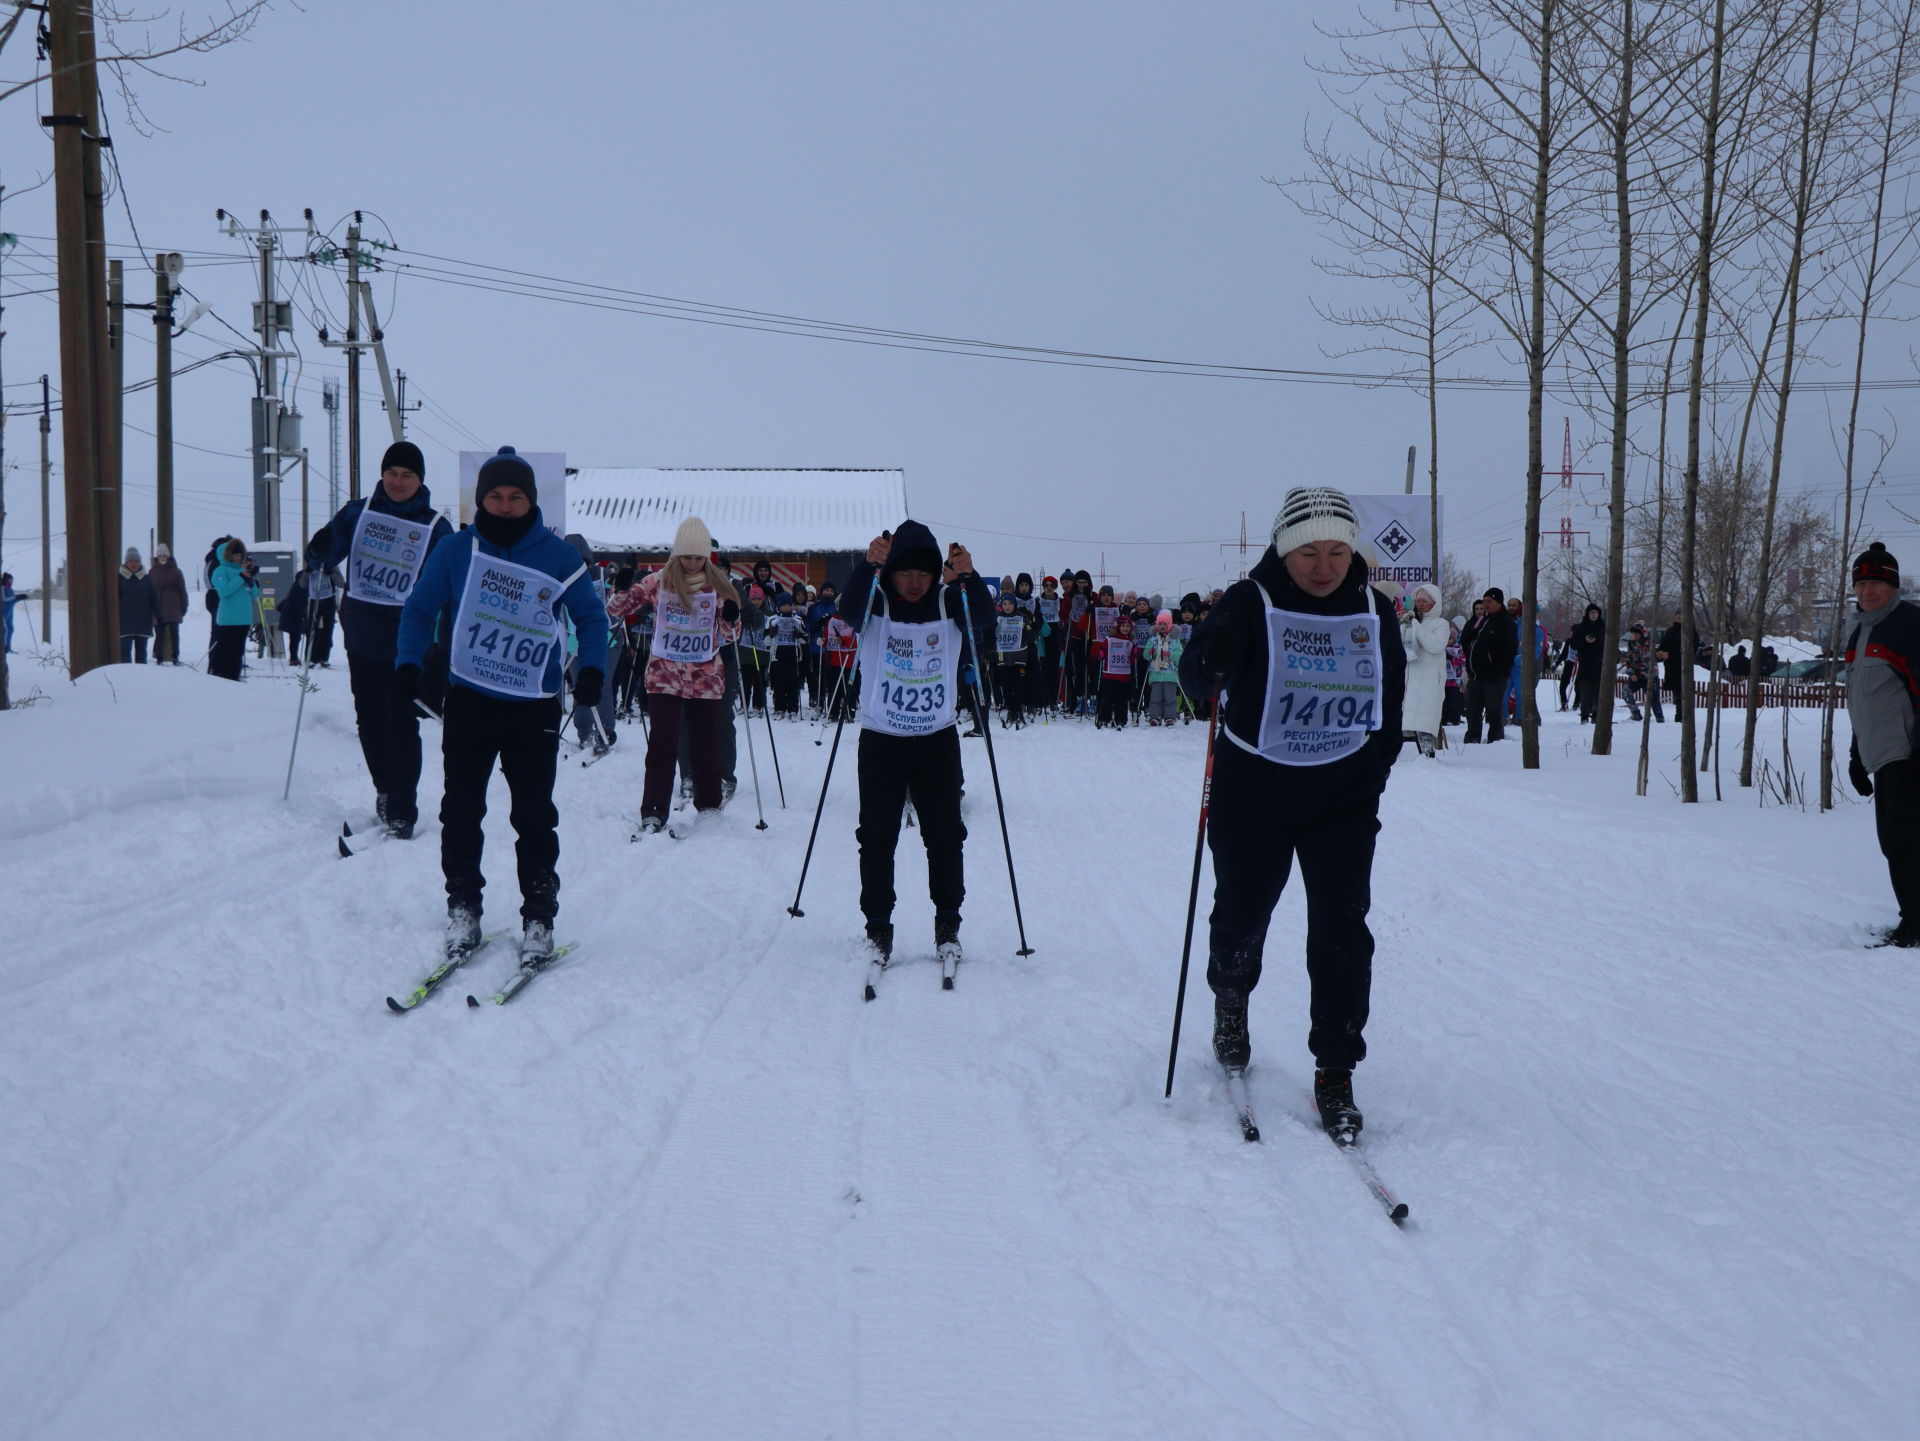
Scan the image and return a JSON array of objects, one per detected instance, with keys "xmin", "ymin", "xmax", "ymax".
[
  {"xmin": 380, "ymin": 440, "xmax": 426, "ymax": 479},
  {"xmin": 1853, "ymin": 542, "xmax": 1899, "ymax": 586},
  {"xmin": 475, "ymin": 446, "xmax": 538, "ymax": 507}
]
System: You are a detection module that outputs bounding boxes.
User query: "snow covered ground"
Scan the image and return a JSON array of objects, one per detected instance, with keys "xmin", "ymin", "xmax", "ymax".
[{"xmin": 4, "ymin": 628, "xmax": 1916, "ymax": 1441}]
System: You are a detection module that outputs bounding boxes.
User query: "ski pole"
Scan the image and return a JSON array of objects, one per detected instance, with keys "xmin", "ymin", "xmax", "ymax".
[
  {"xmin": 958, "ymin": 584, "xmax": 1034, "ymax": 956},
  {"xmin": 817, "ymin": 657, "xmax": 851, "ymax": 744},
  {"xmin": 730, "ymin": 639, "xmax": 770, "ymax": 831},
  {"xmin": 280, "ymin": 641, "xmax": 319, "ymax": 801},
  {"xmin": 1164, "ymin": 683, "xmax": 1221, "ymax": 1099},
  {"xmin": 760, "ymin": 682, "xmax": 787, "ymax": 807},
  {"xmin": 790, "ymin": 567, "xmax": 882, "ymax": 917}
]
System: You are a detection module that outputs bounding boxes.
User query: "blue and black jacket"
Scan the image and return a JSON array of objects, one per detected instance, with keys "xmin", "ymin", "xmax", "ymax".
[{"xmin": 313, "ymin": 484, "xmax": 455, "ymax": 660}]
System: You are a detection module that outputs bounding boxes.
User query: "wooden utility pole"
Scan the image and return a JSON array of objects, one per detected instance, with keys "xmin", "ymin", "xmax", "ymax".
[
  {"xmin": 346, "ymin": 218, "xmax": 362, "ymax": 500},
  {"xmin": 107, "ymin": 257, "xmax": 123, "ymax": 565},
  {"xmin": 40, "ymin": 376, "xmax": 51, "ymax": 640},
  {"xmin": 47, "ymin": 0, "xmax": 115, "ymax": 675},
  {"xmin": 154, "ymin": 254, "xmax": 179, "ymax": 551}
]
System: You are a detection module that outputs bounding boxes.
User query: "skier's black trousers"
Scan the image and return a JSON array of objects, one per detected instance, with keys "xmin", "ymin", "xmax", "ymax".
[
  {"xmin": 856, "ymin": 725, "xmax": 966, "ymax": 925},
  {"xmin": 1206, "ymin": 786, "xmax": 1379, "ymax": 1071},
  {"xmin": 439, "ymin": 685, "xmax": 562, "ymax": 923},
  {"xmin": 348, "ymin": 650, "xmax": 424, "ymax": 822},
  {"xmin": 1874, "ymin": 756, "xmax": 1920, "ymax": 927}
]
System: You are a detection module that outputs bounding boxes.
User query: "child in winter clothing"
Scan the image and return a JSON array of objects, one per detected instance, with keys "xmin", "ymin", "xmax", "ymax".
[
  {"xmin": 1142, "ymin": 610, "xmax": 1184, "ymax": 724},
  {"xmin": 992, "ymin": 592, "xmax": 1036, "ymax": 727},
  {"xmin": 738, "ymin": 584, "xmax": 771, "ymax": 713},
  {"xmin": 821, "ymin": 613, "xmax": 859, "ymax": 721},
  {"xmin": 1094, "ymin": 614, "xmax": 1137, "ymax": 729},
  {"xmin": 767, "ymin": 595, "xmax": 808, "ymax": 718},
  {"xmin": 395, "ymin": 447, "xmax": 608, "ymax": 957}
]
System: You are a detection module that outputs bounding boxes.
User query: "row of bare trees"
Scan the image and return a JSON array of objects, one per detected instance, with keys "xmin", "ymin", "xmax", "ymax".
[{"xmin": 1284, "ymin": 0, "xmax": 1920, "ymax": 807}]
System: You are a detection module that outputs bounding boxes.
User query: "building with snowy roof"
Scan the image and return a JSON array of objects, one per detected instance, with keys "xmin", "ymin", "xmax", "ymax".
[{"xmin": 565, "ymin": 467, "xmax": 908, "ymax": 591}]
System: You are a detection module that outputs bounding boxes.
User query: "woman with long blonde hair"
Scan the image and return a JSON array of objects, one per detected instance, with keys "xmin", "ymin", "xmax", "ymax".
[{"xmin": 610, "ymin": 516, "xmax": 741, "ymax": 832}]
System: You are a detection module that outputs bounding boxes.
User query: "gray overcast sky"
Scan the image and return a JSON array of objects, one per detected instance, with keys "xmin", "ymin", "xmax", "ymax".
[{"xmin": 5, "ymin": 0, "xmax": 1918, "ymax": 600}]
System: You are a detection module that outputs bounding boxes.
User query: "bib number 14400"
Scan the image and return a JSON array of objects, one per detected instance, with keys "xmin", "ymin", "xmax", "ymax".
[
  {"xmin": 1272, "ymin": 691, "xmax": 1375, "ymax": 729},
  {"xmin": 464, "ymin": 622, "xmax": 552, "ymax": 672},
  {"xmin": 882, "ymin": 680, "xmax": 947, "ymax": 716}
]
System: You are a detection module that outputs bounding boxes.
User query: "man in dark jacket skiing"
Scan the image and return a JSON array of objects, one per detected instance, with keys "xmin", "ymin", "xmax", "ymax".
[
  {"xmin": 1178, "ymin": 486, "xmax": 1406, "ymax": 1142},
  {"xmin": 1845, "ymin": 543, "xmax": 1920, "ymax": 947},
  {"xmin": 1461, "ymin": 587, "xmax": 1517, "ymax": 743},
  {"xmin": 312, "ymin": 441, "xmax": 455, "ymax": 838},
  {"xmin": 839, "ymin": 520, "xmax": 994, "ymax": 982}
]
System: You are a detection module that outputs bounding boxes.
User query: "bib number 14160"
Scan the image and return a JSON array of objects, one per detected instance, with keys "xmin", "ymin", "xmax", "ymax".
[{"xmin": 464, "ymin": 622, "xmax": 552, "ymax": 672}]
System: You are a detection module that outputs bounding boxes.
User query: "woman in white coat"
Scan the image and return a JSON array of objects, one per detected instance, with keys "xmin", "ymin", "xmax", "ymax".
[{"xmin": 1398, "ymin": 583, "xmax": 1449, "ymax": 757}]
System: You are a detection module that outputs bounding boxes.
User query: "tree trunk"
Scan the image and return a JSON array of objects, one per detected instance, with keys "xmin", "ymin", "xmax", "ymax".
[{"xmin": 1593, "ymin": 0, "xmax": 1636, "ymax": 757}]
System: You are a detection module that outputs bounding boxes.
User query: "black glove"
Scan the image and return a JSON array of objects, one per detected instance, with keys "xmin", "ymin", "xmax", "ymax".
[
  {"xmin": 1850, "ymin": 750, "xmax": 1874, "ymax": 797},
  {"xmin": 572, "ymin": 667, "xmax": 604, "ymax": 710},
  {"xmin": 721, "ymin": 598, "xmax": 741, "ymax": 624},
  {"xmin": 1200, "ymin": 625, "xmax": 1240, "ymax": 682},
  {"xmin": 392, "ymin": 664, "xmax": 420, "ymax": 705}
]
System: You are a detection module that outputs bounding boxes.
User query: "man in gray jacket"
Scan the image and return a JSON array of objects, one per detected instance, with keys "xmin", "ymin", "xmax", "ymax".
[{"xmin": 1845, "ymin": 542, "xmax": 1920, "ymax": 946}]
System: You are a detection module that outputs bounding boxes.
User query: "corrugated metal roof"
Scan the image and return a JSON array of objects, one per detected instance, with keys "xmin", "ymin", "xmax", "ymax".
[{"xmin": 567, "ymin": 468, "xmax": 908, "ymax": 553}]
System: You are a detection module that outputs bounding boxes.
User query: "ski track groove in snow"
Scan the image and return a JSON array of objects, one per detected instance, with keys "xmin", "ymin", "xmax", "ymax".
[{"xmin": 5, "ymin": 659, "xmax": 1918, "ymax": 1439}]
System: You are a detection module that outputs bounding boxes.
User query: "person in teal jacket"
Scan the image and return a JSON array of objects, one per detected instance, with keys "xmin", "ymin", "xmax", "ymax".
[
  {"xmin": 208, "ymin": 538, "xmax": 261, "ymax": 680},
  {"xmin": 395, "ymin": 447, "xmax": 609, "ymax": 961}
]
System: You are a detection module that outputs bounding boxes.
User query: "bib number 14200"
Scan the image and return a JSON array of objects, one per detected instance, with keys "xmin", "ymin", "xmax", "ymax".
[{"xmin": 464, "ymin": 622, "xmax": 552, "ymax": 672}]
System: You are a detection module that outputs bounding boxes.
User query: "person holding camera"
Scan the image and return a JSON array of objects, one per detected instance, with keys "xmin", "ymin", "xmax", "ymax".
[
  {"xmin": 207, "ymin": 538, "xmax": 262, "ymax": 681},
  {"xmin": 1178, "ymin": 486, "xmax": 1405, "ymax": 1143},
  {"xmin": 311, "ymin": 440, "xmax": 455, "ymax": 839},
  {"xmin": 1845, "ymin": 543, "xmax": 1920, "ymax": 948}
]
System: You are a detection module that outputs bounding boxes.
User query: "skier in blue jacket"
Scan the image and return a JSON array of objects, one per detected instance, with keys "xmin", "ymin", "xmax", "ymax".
[{"xmin": 396, "ymin": 447, "xmax": 609, "ymax": 963}]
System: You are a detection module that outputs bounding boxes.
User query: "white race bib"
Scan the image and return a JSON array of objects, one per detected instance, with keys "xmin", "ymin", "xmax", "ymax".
[
  {"xmin": 347, "ymin": 507, "xmax": 432, "ymax": 606},
  {"xmin": 1249, "ymin": 601, "xmax": 1382, "ymax": 766},
  {"xmin": 1039, "ymin": 597, "xmax": 1061, "ymax": 622},
  {"xmin": 1102, "ymin": 637, "xmax": 1133, "ymax": 677},
  {"xmin": 1094, "ymin": 606, "xmax": 1119, "ymax": 638},
  {"xmin": 310, "ymin": 573, "xmax": 335, "ymax": 601},
  {"xmin": 653, "ymin": 590, "xmax": 718, "ymax": 664},
  {"xmin": 996, "ymin": 616, "xmax": 1025, "ymax": 654},
  {"xmin": 451, "ymin": 553, "xmax": 570, "ymax": 699},
  {"xmin": 825, "ymin": 617, "xmax": 857, "ymax": 654},
  {"xmin": 859, "ymin": 616, "xmax": 959, "ymax": 736}
]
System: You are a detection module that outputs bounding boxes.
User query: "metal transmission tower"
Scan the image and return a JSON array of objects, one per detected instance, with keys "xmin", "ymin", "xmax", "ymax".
[{"xmin": 217, "ymin": 208, "xmax": 315, "ymax": 543}]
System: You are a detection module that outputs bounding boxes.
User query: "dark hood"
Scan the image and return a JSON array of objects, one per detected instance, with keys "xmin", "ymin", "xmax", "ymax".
[{"xmin": 881, "ymin": 519, "xmax": 943, "ymax": 598}]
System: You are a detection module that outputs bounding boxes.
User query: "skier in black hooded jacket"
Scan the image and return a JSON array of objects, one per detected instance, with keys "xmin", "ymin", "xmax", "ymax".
[
  {"xmin": 839, "ymin": 520, "xmax": 995, "ymax": 977},
  {"xmin": 1179, "ymin": 486, "xmax": 1406, "ymax": 1142},
  {"xmin": 1570, "ymin": 603, "xmax": 1608, "ymax": 723}
]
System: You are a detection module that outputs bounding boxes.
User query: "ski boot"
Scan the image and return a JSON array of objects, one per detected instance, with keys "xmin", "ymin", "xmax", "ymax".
[
  {"xmin": 1314, "ymin": 1067, "xmax": 1364, "ymax": 1145},
  {"xmin": 636, "ymin": 815, "xmax": 666, "ymax": 837},
  {"xmin": 1212, "ymin": 991, "xmax": 1250, "ymax": 1071},
  {"xmin": 934, "ymin": 913, "xmax": 962, "ymax": 990},
  {"xmin": 445, "ymin": 903, "xmax": 482, "ymax": 961},
  {"xmin": 520, "ymin": 920, "xmax": 555, "ymax": 967},
  {"xmin": 860, "ymin": 921, "xmax": 894, "ymax": 1001}
]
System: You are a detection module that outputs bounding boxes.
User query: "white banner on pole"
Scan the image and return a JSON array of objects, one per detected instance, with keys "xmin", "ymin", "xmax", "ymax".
[
  {"xmin": 459, "ymin": 451, "xmax": 568, "ymax": 538},
  {"xmin": 1349, "ymin": 494, "xmax": 1443, "ymax": 590}
]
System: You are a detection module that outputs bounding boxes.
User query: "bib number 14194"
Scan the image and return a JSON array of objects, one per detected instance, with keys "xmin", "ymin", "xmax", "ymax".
[{"xmin": 1271, "ymin": 691, "xmax": 1375, "ymax": 729}]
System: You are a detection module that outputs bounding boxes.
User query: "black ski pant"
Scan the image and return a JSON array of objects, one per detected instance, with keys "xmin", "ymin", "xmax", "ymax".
[
  {"xmin": 348, "ymin": 650, "xmax": 425, "ymax": 823},
  {"xmin": 771, "ymin": 648, "xmax": 803, "ymax": 716},
  {"xmin": 209, "ymin": 624, "xmax": 248, "ymax": 681},
  {"xmin": 1874, "ymin": 757, "xmax": 1920, "ymax": 928},
  {"xmin": 1206, "ymin": 789, "xmax": 1379, "ymax": 1071},
  {"xmin": 439, "ymin": 686, "xmax": 562, "ymax": 923},
  {"xmin": 1096, "ymin": 675, "xmax": 1131, "ymax": 727},
  {"xmin": 675, "ymin": 655, "xmax": 738, "ymax": 792},
  {"xmin": 1575, "ymin": 664, "xmax": 1602, "ymax": 722},
  {"xmin": 650, "ymin": 693, "xmax": 724, "ymax": 818},
  {"xmin": 856, "ymin": 726, "xmax": 966, "ymax": 927},
  {"xmin": 1463, "ymin": 675, "xmax": 1506, "ymax": 743},
  {"xmin": 994, "ymin": 663, "xmax": 1027, "ymax": 725}
]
